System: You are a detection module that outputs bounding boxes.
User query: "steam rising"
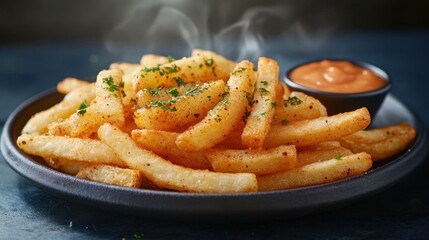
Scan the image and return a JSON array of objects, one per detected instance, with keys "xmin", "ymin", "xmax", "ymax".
[{"xmin": 106, "ymin": 1, "xmax": 287, "ymax": 61}]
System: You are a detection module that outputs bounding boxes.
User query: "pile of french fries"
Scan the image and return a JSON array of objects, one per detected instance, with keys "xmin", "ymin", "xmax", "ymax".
[{"xmin": 17, "ymin": 50, "xmax": 416, "ymax": 193}]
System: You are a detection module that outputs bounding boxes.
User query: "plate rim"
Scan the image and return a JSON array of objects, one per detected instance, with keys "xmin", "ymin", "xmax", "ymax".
[{"xmin": 1, "ymin": 88, "xmax": 428, "ymax": 217}]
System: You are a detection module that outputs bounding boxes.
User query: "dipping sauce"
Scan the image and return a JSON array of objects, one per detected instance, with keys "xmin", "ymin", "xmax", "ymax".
[{"xmin": 289, "ymin": 60, "xmax": 386, "ymax": 93}]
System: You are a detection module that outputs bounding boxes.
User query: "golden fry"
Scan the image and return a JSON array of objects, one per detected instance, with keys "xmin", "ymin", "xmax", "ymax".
[
  {"xmin": 296, "ymin": 147, "xmax": 353, "ymax": 167},
  {"xmin": 242, "ymin": 57, "xmax": 279, "ymax": 149},
  {"xmin": 48, "ymin": 69, "xmax": 125, "ymax": 137},
  {"xmin": 339, "ymin": 122, "xmax": 416, "ymax": 161},
  {"xmin": 57, "ymin": 77, "xmax": 92, "ymax": 94},
  {"xmin": 176, "ymin": 61, "xmax": 255, "ymax": 152},
  {"xmin": 22, "ymin": 84, "xmax": 95, "ymax": 134},
  {"xmin": 273, "ymin": 91, "xmax": 327, "ymax": 125},
  {"xmin": 131, "ymin": 129, "xmax": 211, "ymax": 170},
  {"xmin": 17, "ymin": 134, "xmax": 125, "ymax": 167},
  {"xmin": 134, "ymin": 80, "xmax": 225, "ymax": 131},
  {"xmin": 76, "ymin": 165, "xmax": 142, "ymax": 188},
  {"xmin": 264, "ymin": 107, "xmax": 371, "ymax": 148},
  {"xmin": 98, "ymin": 124, "xmax": 258, "ymax": 193},
  {"xmin": 134, "ymin": 54, "xmax": 233, "ymax": 91},
  {"xmin": 258, "ymin": 152, "xmax": 372, "ymax": 191},
  {"xmin": 207, "ymin": 145, "xmax": 296, "ymax": 175}
]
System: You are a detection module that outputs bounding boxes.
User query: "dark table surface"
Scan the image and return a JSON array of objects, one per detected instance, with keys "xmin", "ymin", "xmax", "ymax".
[{"xmin": 1, "ymin": 30, "xmax": 429, "ymax": 240}]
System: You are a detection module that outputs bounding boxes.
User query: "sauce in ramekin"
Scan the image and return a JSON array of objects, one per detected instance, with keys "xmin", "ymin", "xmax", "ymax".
[{"xmin": 289, "ymin": 60, "xmax": 386, "ymax": 93}]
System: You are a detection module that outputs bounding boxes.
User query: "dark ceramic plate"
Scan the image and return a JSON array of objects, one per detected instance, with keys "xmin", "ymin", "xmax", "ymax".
[{"xmin": 1, "ymin": 89, "xmax": 428, "ymax": 220}]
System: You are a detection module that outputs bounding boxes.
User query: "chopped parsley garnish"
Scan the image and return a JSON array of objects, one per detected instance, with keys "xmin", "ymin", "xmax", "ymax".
[
  {"xmin": 221, "ymin": 92, "xmax": 230, "ymax": 99},
  {"xmin": 281, "ymin": 119, "xmax": 288, "ymax": 125},
  {"xmin": 143, "ymin": 65, "xmax": 161, "ymax": 73},
  {"xmin": 232, "ymin": 67, "xmax": 247, "ymax": 75},
  {"xmin": 260, "ymin": 80, "xmax": 268, "ymax": 86},
  {"xmin": 168, "ymin": 87, "xmax": 179, "ymax": 97},
  {"xmin": 146, "ymin": 87, "xmax": 161, "ymax": 96},
  {"xmin": 204, "ymin": 58, "xmax": 214, "ymax": 67},
  {"xmin": 77, "ymin": 100, "xmax": 90, "ymax": 116},
  {"xmin": 335, "ymin": 155, "xmax": 343, "ymax": 160},
  {"xmin": 142, "ymin": 64, "xmax": 180, "ymax": 76},
  {"xmin": 174, "ymin": 77, "xmax": 186, "ymax": 86},
  {"xmin": 260, "ymin": 112, "xmax": 266, "ymax": 116},
  {"xmin": 146, "ymin": 84, "xmax": 208, "ymax": 111},
  {"xmin": 102, "ymin": 76, "xmax": 124, "ymax": 95},
  {"xmin": 271, "ymin": 102, "xmax": 277, "ymax": 109},
  {"xmin": 259, "ymin": 88, "xmax": 270, "ymax": 94},
  {"xmin": 167, "ymin": 56, "xmax": 175, "ymax": 63},
  {"xmin": 184, "ymin": 85, "xmax": 200, "ymax": 96},
  {"xmin": 283, "ymin": 96, "xmax": 302, "ymax": 107}
]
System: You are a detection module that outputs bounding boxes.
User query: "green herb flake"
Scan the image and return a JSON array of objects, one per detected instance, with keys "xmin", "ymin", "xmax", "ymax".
[
  {"xmin": 259, "ymin": 88, "xmax": 270, "ymax": 94},
  {"xmin": 147, "ymin": 87, "xmax": 161, "ymax": 96},
  {"xmin": 335, "ymin": 155, "xmax": 343, "ymax": 160},
  {"xmin": 271, "ymin": 102, "xmax": 277, "ymax": 109},
  {"xmin": 168, "ymin": 87, "xmax": 179, "ymax": 97},
  {"xmin": 167, "ymin": 56, "xmax": 175, "ymax": 63},
  {"xmin": 170, "ymin": 106, "xmax": 177, "ymax": 112},
  {"xmin": 260, "ymin": 80, "xmax": 268, "ymax": 86},
  {"xmin": 260, "ymin": 112, "xmax": 266, "ymax": 116},
  {"xmin": 221, "ymin": 92, "xmax": 230, "ymax": 99},
  {"xmin": 281, "ymin": 119, "xmax": 288, "ymax": 125},
  {"xmin": 284, "ymin": 96, "xmax": 302, "ymax": 107},
  {"xmin": 232, "ymin": 67, "xmax": 247, "ymax": 75},
  {"xmin": 77, "ymin": 100, "xmax": 90, "ymax": 116},
  {"xmin": 132, "ymin": 233, "xmax": 144, "ymax": 239},
  {"xmin": 102, "ymin": 76, "xmax": 124, "ymax": 97},
  {"xmin": 204, "ymin": 58, "xmax": 214, "ymax": 67},
  {"xmin": 174, "ymin": 77, "xmax": 186, "ymax": 86},
  {"xmin": 184, "ymin": 86, "xmax": 200, "ymax": 96},
  {"xmin": 143, "ymin": 65, "xmax": 161, "ymax": 73}
]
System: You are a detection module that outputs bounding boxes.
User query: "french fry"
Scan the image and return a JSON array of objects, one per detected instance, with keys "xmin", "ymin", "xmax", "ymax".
[
  {"xmin": 273, "ymin": 91, "xmax": 327, "ymax": 125},
  {"xmin": 264, "ymin": 107, "xmax": 371, "ymax": 148},
  {"xmin": 76, "ymin": 165, "xmax": 142, "ymax": 188},
  {"xmin": 298, "ymin": 141, "xmax": 342, "ymax": 151},
  {"xmin": 135, "ymin": 82, "xmax": 204, "ymax": 107},
  {"xmin": 134, "ymin": 80, "xmax": 225, "ymax": 131},
  {"xmin": 258, "ymin": 152, "xmax": 372, "ymax": 191},
  {"xmin": 133, "ymin": 54, "xmax": 234, "ymax": 91},
  {"xmin": 242, "ymin": 57, "xmax": 278, "ymax": 149},
  {"xmin": 44, "ymin": 158, "xmax": 94, "ymax": 175},
  {"xmin": 140, "ymin": 54, "xmax": 169, "ymax": 66},
  {"xmin": 131, "ymin": 129, "xmax": 211, "ymax": 170},
  {"xmin": 109, "ymin": 62, "xmax": 141, "ymax": 75},
  {"xmin": 17, "ymin": 134, "xmax": 125, "ymax": 167},
  {"xmin": 98, "ymin": 123, "xmax": 257, "ymax": 193},
  {"xmin": 191, "ymin": 49, "xmax": 236, "ymax": 73},
  {"xmin": 48, "ymin": 69, "xmax": 125, "ymax": 137},
  {"xmin": 176, "ymin": 61, "xmax": 255, "ymax": 152},
  {"xmin": 22, "ymin": 84, "xmax": 95, "ymax": 134},
  {"xmin": 207, "ymin": 145, "xmax": 296, "ymax": 175},
  {"xmin": 339, "ymin": 122, "xmax": 416, "ymax": 161},
  {"xmin": 57, "ymin": 77, "xmax": 93, "ymax": 94},
  {"xmin": 296, "ymin": 147, "xmax": 353, "ymax": 167}
]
